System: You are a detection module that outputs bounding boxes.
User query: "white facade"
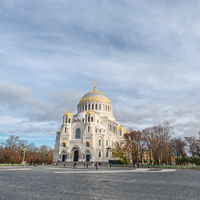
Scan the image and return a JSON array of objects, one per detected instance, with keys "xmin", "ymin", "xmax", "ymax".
[{"xmin": 53, "ymin": 83, "xmax": 128, "ymax": 163}]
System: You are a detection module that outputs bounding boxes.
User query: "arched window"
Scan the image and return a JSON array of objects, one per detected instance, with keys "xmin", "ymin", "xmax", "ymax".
[
  {"xmin": 88, "ymin": 126, "xmax": 90, "ymax": 132},
  {"xmin": 106, "ymin": 151, "xmax": 108, "ymax": 157},
  {"xmin": 99, "ymin": 151, "xmax": 101, "ymax": 157},
  {"xmin": 106, "ymin": 139, "xmax": 108, "ymax": 146},
  {"xmin": 95, "ymin": 104, "xmax": 98, "ymax": 110},
  {"xmin": 85, "ymin": 104, "xmax": 87, "ymax": 110},
  {"xmin": 68, "ymin": 118, "xmax": 70, "ymax": 123},
  {"xmin": 88, "ymin": 116, "xmax": 90, "ymax": 122},
  {"xmin": 120, "ymin": 131, "xmax": 122, "ymax": 136},
  {"xmin": 66, "ymin": 118, "xmax": 67, "ymax": 123},
  {"xmin": 99, "ymin": 129, "xmax": 101, "ymax": 133},
  {"xmin": 110, "ymin": 125, "xmax": 112, "ymax": 131},
  {"xmin": 82, "ymin": 105, "xmax": 84, "ymax": 111},
  {"xmin": 91, "ymin": 116, "xmax": 93, "ymax": 122},
  {"xmin": 65, "ymin": 127, "xmax": 66, "ymax": 133},
  {"xmin": 83, "ymin": 119, "xmax": 84, "ymax": 123},
  {"xmin": 99, "ymin": 104, "xmax": 101, "ymax": 110},
  {"xmin": 75, "ymin": 128, "xmax": 81, "ymax": 138},
  {"xmin": 99, "ymin": 139, "xmax": 101, "ymax": 146},
  {"xmin": 88, "ymin": 104, "xmax": 90, "ymax": 110},
  {"xmin": 92, "ymin": 104, "xmax": 94, "ymax": 110}
]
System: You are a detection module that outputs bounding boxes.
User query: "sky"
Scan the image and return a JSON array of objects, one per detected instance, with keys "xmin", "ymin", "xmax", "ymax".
[{"xmin": 0, "ymin": 0, "xmax": 200, "ymax": 147}]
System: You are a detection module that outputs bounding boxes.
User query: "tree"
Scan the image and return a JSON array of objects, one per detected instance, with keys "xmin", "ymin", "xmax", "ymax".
[
  {"xmin": 123, "ymin": 130, "xmax": 141, "ymax": 165},
  {"xmin": 111, "ymin": 142, "xmax": 131, "ymax": 165},
  {"xmin": 185, "ymin": 133, "xmax": 200, "ymax": 158},
  {"xmin": 143, "ymin": 121, "xmax": 174, "ymax": 164}
]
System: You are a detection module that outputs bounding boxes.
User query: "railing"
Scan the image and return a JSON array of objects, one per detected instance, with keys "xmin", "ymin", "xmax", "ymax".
[
  {"xmin": 0, "ymin": 163, "xmax": 23, "ymax": 166},
  {"xmin": 111, "ymin": 164, "xmax": 200, "ymax": 169}
]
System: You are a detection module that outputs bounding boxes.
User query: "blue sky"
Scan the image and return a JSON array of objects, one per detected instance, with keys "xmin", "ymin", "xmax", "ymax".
[{"xmin": 0, "ymin": 0, "xmax": 200, "ymax": 147}]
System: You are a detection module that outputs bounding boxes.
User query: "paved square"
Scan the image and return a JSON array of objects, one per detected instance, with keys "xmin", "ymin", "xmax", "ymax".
[{"xmin": 0, "ymin": 166, "xmax": 199, "ymax": 199}]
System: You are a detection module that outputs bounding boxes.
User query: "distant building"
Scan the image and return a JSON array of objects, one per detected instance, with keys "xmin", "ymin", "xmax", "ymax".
[{"xmin": 53, "ymin": 82, "xmax": 129, "ymax": 163}]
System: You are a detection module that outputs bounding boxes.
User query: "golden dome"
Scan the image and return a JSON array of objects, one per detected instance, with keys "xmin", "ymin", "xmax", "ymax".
[
  {"xmin": 79, "ymin": 81, "xmax": 111, "ymax": 104},
  {"xmin": 86, "ymin": 110, "xmax": 95, "ymax": 115},
  {"xmin": 57, "ymin": 129, "xmax": 61, "ymax": 132},
  {"xmin": 118, "ymin": 125, "xmax": 125, "ymax": 130},
  {"xmin": 64, "ymin": 110, "xmax": 73, "ymax": 117},
  {"xmin": 124, "ymin": 130, "xmax": 130, "ymax": 134}
]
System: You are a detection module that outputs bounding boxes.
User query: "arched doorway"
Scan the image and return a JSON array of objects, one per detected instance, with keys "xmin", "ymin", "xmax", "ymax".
[{"xmin": 74, "ymin": 150, "xmax": 79, "ymax": 161}]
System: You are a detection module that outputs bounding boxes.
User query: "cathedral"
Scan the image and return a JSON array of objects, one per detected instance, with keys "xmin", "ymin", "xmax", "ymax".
[{"xmin": 53, "ymin": 82, "xmax": 129, "ymax": 164}]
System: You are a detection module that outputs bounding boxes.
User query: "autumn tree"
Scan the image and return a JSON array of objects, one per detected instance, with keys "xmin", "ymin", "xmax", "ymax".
[
  {"xmin": 123, "ymin": 130, "xmax": 142, "ymax": 165},
  {"xmin": 185, "ymin": 132, "xmax": 200, "ymax": 158},
  {"xmin": 111, "ymin": 142, "xmax": 131, "ymax": 165},
  {"xmin": 143, "ymin": 121, "xmax": 174, "ymax": 164}
]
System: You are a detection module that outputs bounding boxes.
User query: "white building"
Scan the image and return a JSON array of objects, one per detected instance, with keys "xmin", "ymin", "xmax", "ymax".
[{"xmin": 53, "ymin": 82, "xmax": 128, "ymax": 163}]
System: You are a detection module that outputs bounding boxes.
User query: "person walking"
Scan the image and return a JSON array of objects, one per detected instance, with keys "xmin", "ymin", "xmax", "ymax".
[
  {"xmin": 86, "ymin": 163, "xmax": 88, "ymax": 168},
  {"xmin": 95, "ymin": 162, "xmax": 98, "ymax": 170},
  {"xmin": 63, "ymin": 163, "xmax": 65, "ymax": 168},
  {"xmin": 84, "ymin": 163, "xmax": 85, "ymax": 168}
]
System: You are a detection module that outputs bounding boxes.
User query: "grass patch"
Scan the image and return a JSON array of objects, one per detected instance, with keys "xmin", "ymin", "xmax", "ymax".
[{"xmin": 196, "ymin": 168, "xmax": 200, "ymax": 171}]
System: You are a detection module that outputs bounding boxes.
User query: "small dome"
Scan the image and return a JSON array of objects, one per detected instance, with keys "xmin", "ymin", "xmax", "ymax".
[
  {"xmin": 86, "ymin": 110, "xmax": 95, "ymax": 115},
  {"xmin": 118, "ymin": 125, "xmax": 125, "ymax": 130},
  {"xmin": 124, "ymin": 130, "xmax": 130, "ymax": 134},
  {"xmin": 57, "ymin": 129, "xmax": 61, "ymax": 132},
  {"xmin": 64, "ymin": 110, "xmax": 73, "ymax": 117}
]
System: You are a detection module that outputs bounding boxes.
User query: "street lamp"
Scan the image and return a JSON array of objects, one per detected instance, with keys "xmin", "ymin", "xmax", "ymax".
[
  {"xmin": 22, "ymin": 148, "xmax": 27, "ymax": 166},
  {"xmin": 106, "ymin": 147, "xmax": 111, "ymax": 166},
  {"xmin": 149, "ymin": 147, "xmax": 152, "ymax": 165}
]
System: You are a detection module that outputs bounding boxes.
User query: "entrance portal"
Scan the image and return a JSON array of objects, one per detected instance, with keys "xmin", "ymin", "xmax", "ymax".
[
  {"xmin": 74, "ymin": 150, "xmax": 79, "ymax": 161},
  {"xmin": 62, "ymin": 155, "xmax": 65, "ymax": 162},
  {"xmin": 86, "ymin": 155, "xmax": 90, "ymax": 162}
]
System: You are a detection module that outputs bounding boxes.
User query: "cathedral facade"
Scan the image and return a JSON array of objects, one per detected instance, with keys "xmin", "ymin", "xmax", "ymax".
[{"xmin": 53, "ymin": 82, "xmax": 128, "ymax": 163}]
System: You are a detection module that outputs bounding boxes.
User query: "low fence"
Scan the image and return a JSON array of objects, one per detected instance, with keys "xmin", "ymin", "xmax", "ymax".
[
  {"xmin": 0, "ymin": 163, "xmax": 23, "ymax": 166},
  {"xmin": 112, "ymin": 164, "xmax": 200, "ymax": 169}
]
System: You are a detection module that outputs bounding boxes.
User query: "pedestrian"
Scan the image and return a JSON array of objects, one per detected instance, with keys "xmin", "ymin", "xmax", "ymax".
[
  {"xmin": 64, "ymin": 163, "xmax": 65, "ymax": 167},
  {"xmin": 75, "ymin": 162, "xmax": 76, "ymax": 169},
  {"xmin": 110, "ymin": 163, "xmax": 112, "ymax": 167},
  {"xmin": 95, "ymin": 162, "xmax": 98, "ymax": 170},
  {"xmin": 73, "ymin": 163, "xmax": 75, "ymax": 169},
  {"xmin": 84, "ymin": 163, "xmax": 85, "ymax": 168},
  {"xmin": 55, "ymin": 162, "xmax": 57, "ymax": 166},
  {"xmin": 137, "ymin": 163, "xmax": 139, "ymax": 168}
]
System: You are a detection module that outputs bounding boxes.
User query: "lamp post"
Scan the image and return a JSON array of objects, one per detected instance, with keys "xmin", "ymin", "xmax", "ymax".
[
  {"xmin": 106, "ymin": 147, "xmax": 111, "ymax": 166},
  {"xmin": 22, "ymin": 148, "xmax": 27, "ymax": 166},
  {"xmin": 149, "ymin": 147, "xmax": 152, "ymax": 165}
]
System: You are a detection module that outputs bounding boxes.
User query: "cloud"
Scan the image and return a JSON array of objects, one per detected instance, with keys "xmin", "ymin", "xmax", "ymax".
[{"xmin": 0, "ymin": 0, "xmax": 200, "ymax": 146}]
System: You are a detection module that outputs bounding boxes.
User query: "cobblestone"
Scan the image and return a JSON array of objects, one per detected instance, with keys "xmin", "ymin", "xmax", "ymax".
[{"xmin": 0, "ymin": 166, "xmax": 199, "ymax": 200}]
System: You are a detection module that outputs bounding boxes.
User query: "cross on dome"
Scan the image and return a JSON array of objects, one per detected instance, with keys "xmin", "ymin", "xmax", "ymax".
[{"xmin": 94, "ymin": 81, "xmax": 97, "ymax": 91}]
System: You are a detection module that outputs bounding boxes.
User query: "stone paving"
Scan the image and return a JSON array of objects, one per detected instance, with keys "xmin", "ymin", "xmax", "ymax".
[{"xmin": 0, "ymin": 165, "xmax": 200, "ymax": 200}]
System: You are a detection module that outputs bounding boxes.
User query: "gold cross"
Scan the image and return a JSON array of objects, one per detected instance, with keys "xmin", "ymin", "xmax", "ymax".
[
  {"xmin": 68, "ymin": 107, "xmax": 70, "ymax": 111},
  {"xmin": 94, "ymin": 81, "xmax": 97, "ymax": 91}
]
